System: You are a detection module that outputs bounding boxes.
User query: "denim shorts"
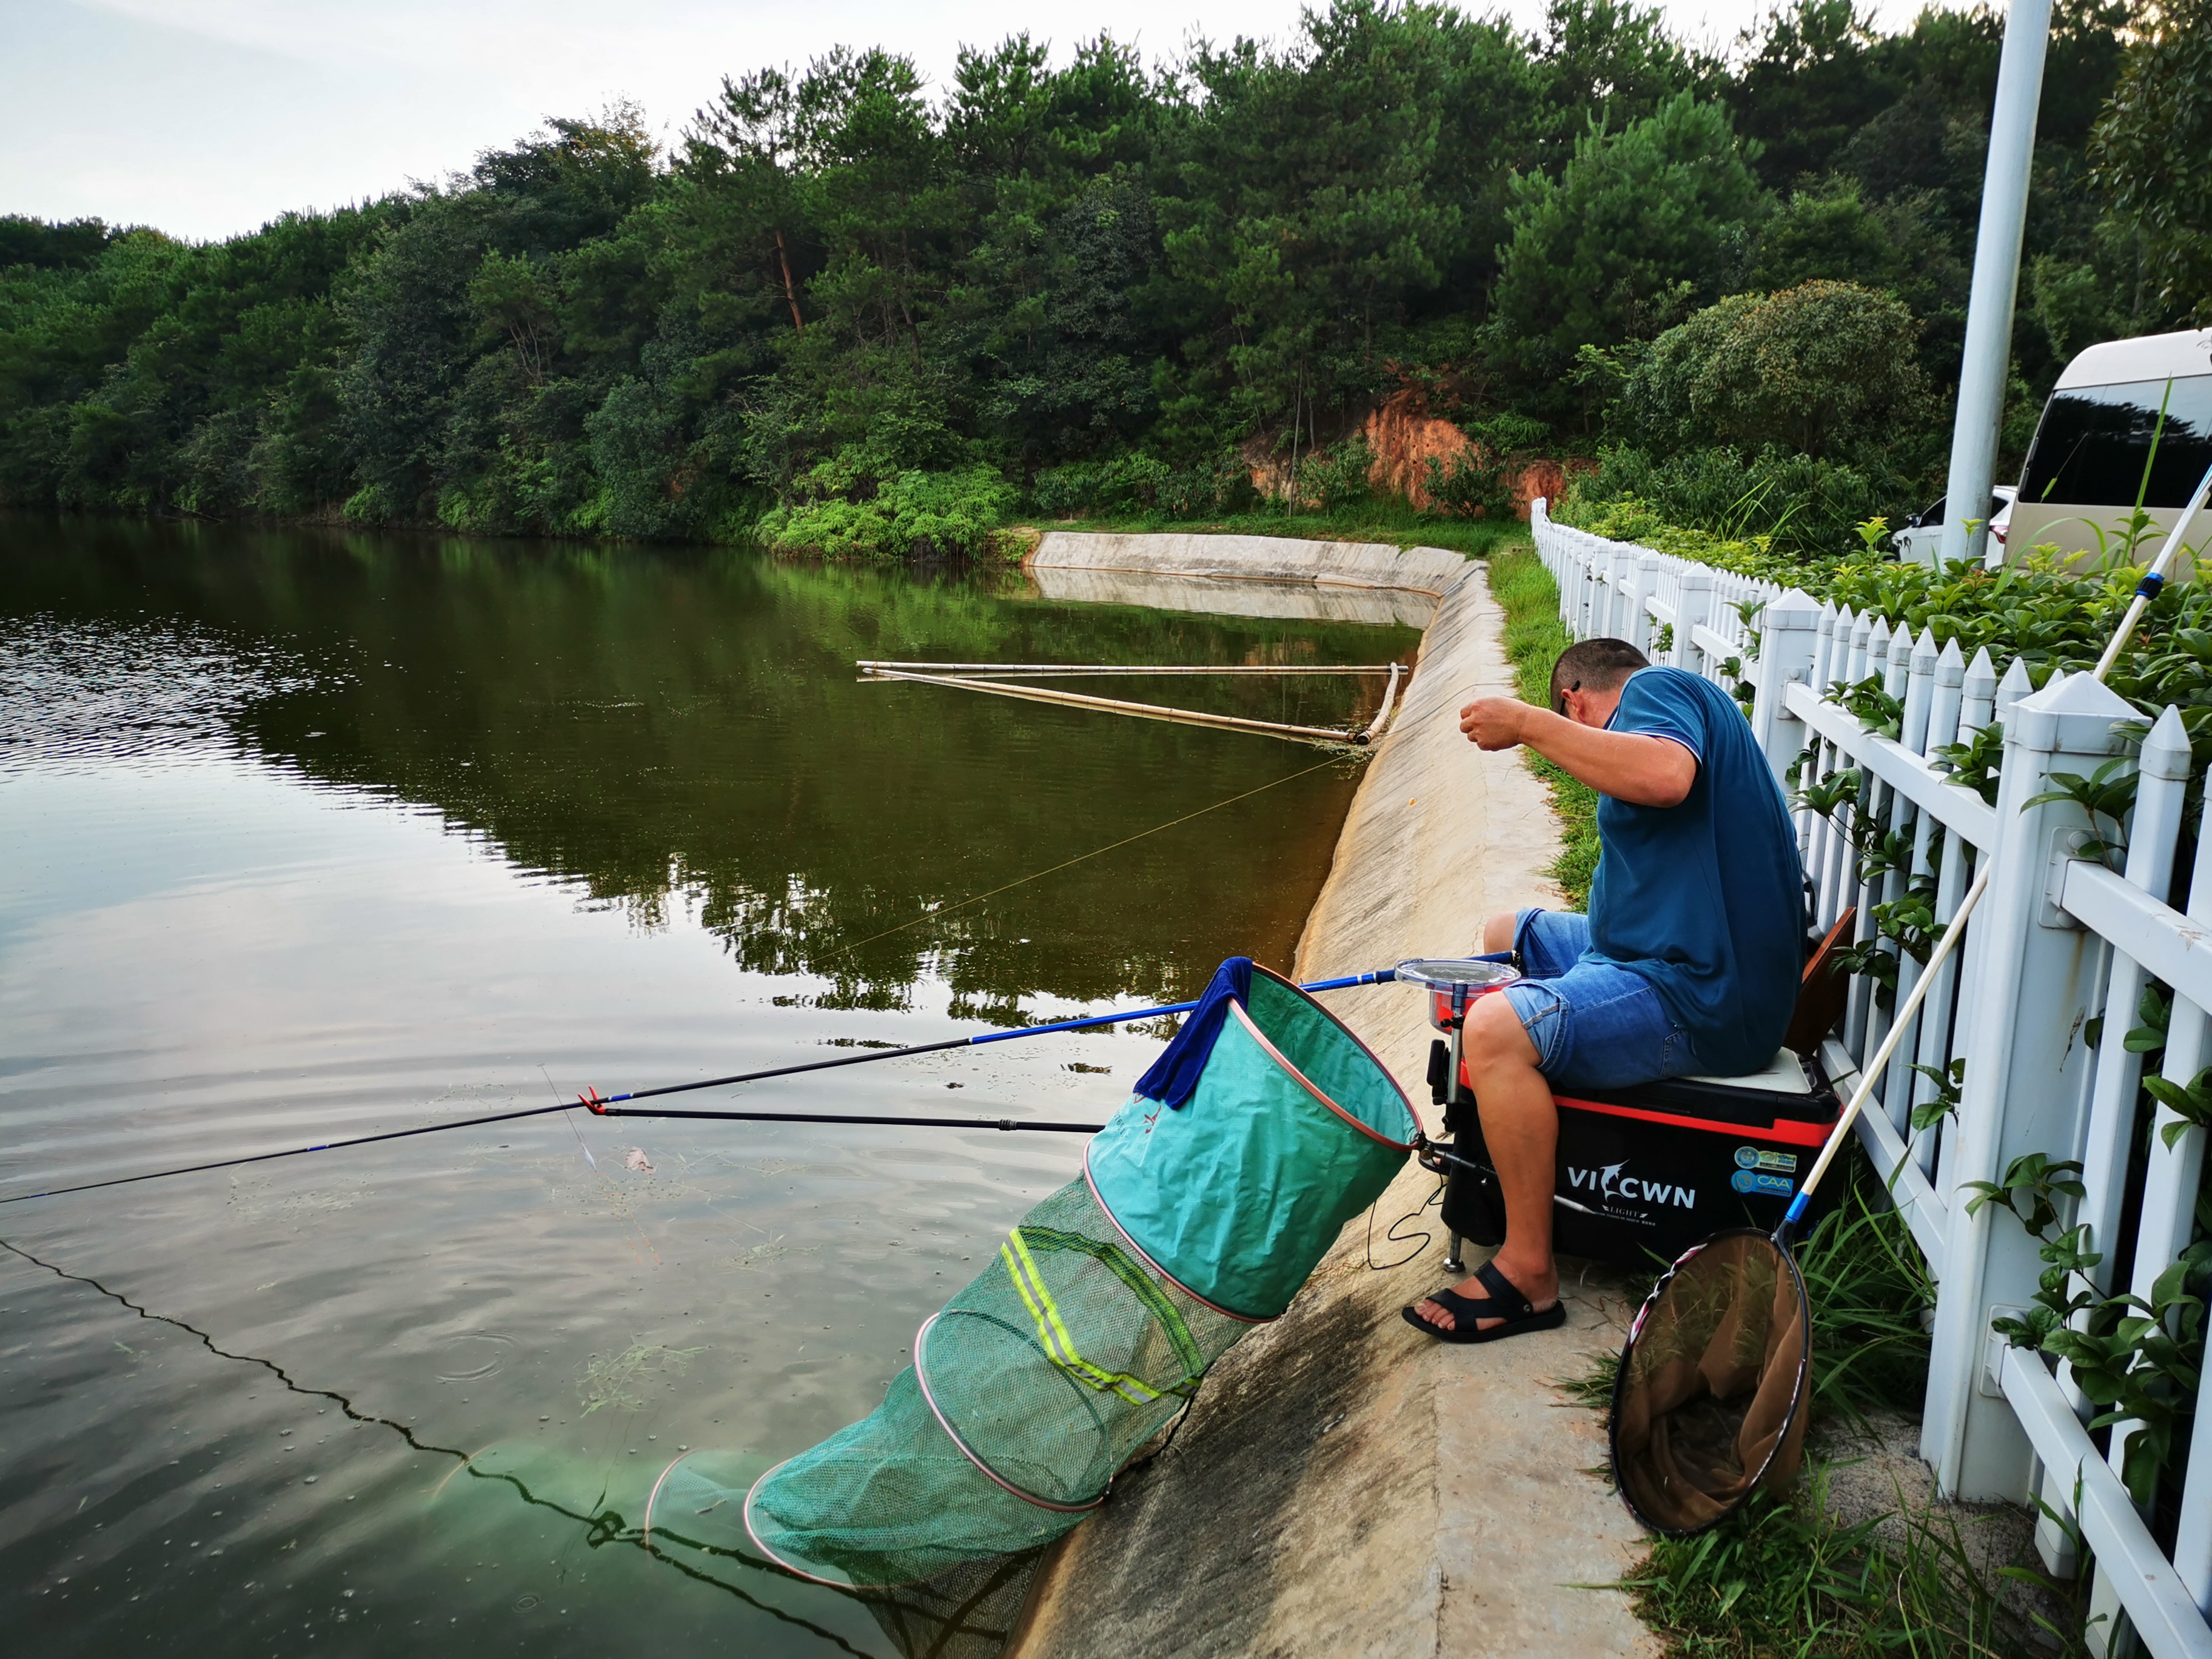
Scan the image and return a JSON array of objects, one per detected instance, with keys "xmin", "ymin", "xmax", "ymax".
[{"xmin": 1497, "ymin": 910, "xmax": 1704, "ymax": 1092}]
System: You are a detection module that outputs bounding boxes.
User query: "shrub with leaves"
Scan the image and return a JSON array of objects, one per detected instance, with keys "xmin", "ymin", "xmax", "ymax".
[
  {"xmin": 760, "ymin": 463, "xmax": 1017, "ymax": 560},
  {"xmin": 1616, "ymin": 280, "xmax": 1936, "ymax": 463}
]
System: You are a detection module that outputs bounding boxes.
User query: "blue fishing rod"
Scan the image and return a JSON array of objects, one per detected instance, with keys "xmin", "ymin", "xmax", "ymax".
[{"xmin": 0, "ymin": 969, "xmax": 1402, "ymax": 1206}]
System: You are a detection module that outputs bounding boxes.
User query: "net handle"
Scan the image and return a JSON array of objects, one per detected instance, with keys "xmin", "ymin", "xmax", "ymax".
[
  {"xmin": 2092, "ymin": 458, "xmax": 2212, "ymax": 682},
  {"xmin": 1780, "ymin": 858, "xmax": 1991, "ymax": 1242}
]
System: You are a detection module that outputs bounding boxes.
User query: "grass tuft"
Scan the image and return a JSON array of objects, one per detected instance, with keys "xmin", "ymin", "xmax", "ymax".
[
  {"xmin": 1563, "ymin": 1156, "xmax": 2082, "ymax": 1657},
  {"xmin": 1483, "ymin": 541, "xmax": 1600, "ymax": 905}
]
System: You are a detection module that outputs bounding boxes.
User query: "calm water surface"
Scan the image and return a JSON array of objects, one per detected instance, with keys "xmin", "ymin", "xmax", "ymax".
[{"xmin": 0, "ymin": 517, "xmax": 1421, "ymax": 1658}]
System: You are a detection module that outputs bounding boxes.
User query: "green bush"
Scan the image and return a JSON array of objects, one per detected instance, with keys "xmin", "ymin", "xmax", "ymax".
[
  {"xmin": 760, "ymin": 464, "xmax": 1017, "ymax": 560},
  {"xmin": 1616, "ymin": 281, "xmax": 1935, "ymax": 463},
  {"xmin": 1291, "ymin": 436, "xmax": 1375, "ymax": 513},
  {"xmin": 1424, "ymin": 412, "xmax": 1550, "ymax": 520}
]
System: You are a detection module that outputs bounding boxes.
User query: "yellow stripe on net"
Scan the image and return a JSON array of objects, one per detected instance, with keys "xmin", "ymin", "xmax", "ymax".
[{"xmin": 1000, "ymin": 1229, "xmax": 1166, "ymax": 1406}]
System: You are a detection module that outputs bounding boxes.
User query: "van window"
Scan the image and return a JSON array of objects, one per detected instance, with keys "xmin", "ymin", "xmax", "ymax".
[{"xmin": 2019, "ymin": 375, "xmax": 2212, "ymax": 508}]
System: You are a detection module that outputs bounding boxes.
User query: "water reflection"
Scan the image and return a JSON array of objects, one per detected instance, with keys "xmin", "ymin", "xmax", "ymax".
[{"xmin": 3, "ymin": 518, "xmax": 1417, "ymax": 1010}]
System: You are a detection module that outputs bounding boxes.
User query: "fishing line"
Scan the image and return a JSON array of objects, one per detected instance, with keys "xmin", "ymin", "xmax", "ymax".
[
  {"xmin": 5, "ymin": 725, "xmax": 1361, "ymax": 1205},
  {"xmin": 545, "ymin": 1064, "xmax": 660, "ymax": 1269},
  {"xmin": 0, "ymin": 970, "xmax": 1399, "ymax": 1204},
  {"xmin": 837, "ymin": 752, "xmax": 1347, "ymax": 955},
  {"xmin": 0, "ymin": 1101, "xmax": 585, "ymax": 1206}
]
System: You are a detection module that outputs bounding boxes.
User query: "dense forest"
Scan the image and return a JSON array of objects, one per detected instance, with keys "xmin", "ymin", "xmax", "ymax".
[{"xmin": 1, "ymin": 0, "xmax": 2205, "ymax": 557}]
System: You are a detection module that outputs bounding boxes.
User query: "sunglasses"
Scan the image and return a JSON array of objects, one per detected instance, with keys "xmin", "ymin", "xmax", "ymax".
[{"xmin": 1555, "ymin": 678, "xmax": 1581, "ymax": 717}]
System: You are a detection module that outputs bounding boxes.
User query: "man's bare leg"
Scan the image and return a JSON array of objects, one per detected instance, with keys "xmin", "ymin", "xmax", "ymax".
[{"xmin": 1411, "ymin": 909, "xmax": 1561, "ymax": 1333}]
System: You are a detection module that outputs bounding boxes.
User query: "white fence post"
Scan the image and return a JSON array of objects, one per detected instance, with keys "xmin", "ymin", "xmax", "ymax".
[
  {"xmin": 1923, "ymin": 670, "xmax": 2142, "ymax": 1502},
  {"xmin": 1675, "ymin": 566, "xmax": 1714, "ymax": 675},
  {"xmin": 1750, "ymin": 588, "xmax": 1823, "ymax": 782},
  {"xmin": 1626, "ymin": 552, "xmax": 1660, "ymax": 657}
]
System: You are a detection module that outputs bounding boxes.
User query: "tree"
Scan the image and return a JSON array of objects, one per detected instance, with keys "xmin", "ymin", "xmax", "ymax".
[
  {"xmin": 1491, "ymin": 93, "xmax": 1767, "ymax": 423},
  {"xmin": 1728, "ymin": 0, "xmax": 1902, "ymax": 187},
  {"xmin": 1527, "ymin": 0, "xmax": 1720, "ymax": 172},
  {"xmin": 2091, "ymin": 0, "xmax": 2212, "ymax": 324},
  {"xmin": 1161, "ymin": 1, "xmax": 1473, "ymax": 436}
]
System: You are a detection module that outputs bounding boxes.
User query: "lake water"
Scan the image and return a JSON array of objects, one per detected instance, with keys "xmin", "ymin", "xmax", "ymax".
[{"xmin": 0, "ymin": 517, "xmax": 1423, "ymax": 1659}]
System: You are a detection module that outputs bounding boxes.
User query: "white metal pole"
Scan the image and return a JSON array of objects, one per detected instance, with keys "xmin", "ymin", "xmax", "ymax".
[{"xmin": 1938, "ymin": 0, "xmax": 2054, "ymax": 569}]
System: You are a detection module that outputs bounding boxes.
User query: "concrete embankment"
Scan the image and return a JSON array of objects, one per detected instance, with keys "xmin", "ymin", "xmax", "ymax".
[{"xmin": 1011, "ymin": 535, "xmax": 1658, "ymax": 1658}]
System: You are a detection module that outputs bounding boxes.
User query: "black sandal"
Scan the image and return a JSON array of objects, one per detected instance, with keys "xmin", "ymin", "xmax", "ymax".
[{"xmin": 1401, "ymin": 1258, "xmax": 1567, "ymax": 1345}]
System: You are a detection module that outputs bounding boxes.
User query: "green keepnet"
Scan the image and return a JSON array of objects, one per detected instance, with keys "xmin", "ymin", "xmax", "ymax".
[
  {"xmin": 734, "ymin": 964, "xmax": 1416, "ymax": 1597},
  {"xmin": 1086, "ymin": 968, "xmax": 1416, "ymax": 1319}
]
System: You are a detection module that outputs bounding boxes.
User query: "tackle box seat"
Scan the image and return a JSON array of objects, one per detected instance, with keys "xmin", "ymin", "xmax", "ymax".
[{"xmin": 1430, "ymin": 912, "xmax": 1860, "ymax": 1270}]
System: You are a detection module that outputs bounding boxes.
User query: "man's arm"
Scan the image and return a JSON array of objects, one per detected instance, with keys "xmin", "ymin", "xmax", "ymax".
[{"xmin": 1459, "ymin": 699, "xmax": 1696, "ymax": 806}]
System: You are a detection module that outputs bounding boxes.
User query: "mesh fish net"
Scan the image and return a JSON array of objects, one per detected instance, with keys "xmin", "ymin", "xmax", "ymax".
[
  {"xmin": 1609, "ymin": 1228, "xmax": 1813, "ymax": 1534},
  {"xmin": 737, "ymin": 1177, "xmax": 1253, "ymax": 1587},
  {"xmin": 650, "ymin": 962, "xmax": 1418, "ymax": 1627},
  {"xmin": 646, "ymin": 1449, "xmax": 1048, "ymax": 1659},
  {"xmin": 920, "ymin": 1178, "xmax": 1252, "ymax": 1500}
]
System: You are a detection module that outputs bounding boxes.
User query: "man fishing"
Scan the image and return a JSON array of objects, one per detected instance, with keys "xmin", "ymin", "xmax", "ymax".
[{"xmin": 1404, "ymin": 637, "xmax": 1804, "ymax": 1342}]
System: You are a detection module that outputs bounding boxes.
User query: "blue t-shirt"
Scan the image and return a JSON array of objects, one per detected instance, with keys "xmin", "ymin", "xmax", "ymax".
[{"xmin": 1586, "ymin": 667, "xmax": 1804, "ymax": 1074}]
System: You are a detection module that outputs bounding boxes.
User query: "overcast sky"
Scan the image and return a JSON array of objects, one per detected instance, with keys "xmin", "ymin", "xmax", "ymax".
[{"xmin": 4, "ymin": 0, "xmax": 1946, "ymax": 243}]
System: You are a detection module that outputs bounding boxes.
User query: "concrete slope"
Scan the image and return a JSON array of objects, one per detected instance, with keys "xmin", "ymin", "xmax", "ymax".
[
  {"xmin": 1010, "ymin": 557, "xmax": 1659, "ymax": 1658},
  {"xmin": 1029, "ymin": 531, "xmax": 1470, "ymax": 596}
]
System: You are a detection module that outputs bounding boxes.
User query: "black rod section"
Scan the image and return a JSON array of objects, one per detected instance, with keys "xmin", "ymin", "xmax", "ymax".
[
  {"xmin": 0, "ymin": 1101, "xmax": 585, "ymax": 1206},
  {"xmin": 591, "ymin": 1108, "xmax": 1106, "ymax": 1132}
]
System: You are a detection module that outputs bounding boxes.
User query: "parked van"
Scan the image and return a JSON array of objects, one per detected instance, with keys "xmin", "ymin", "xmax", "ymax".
[
  {"xmin": 1894, "ymin": 329, "xmax": 2212, "ymax": 568},
  {"xmin": 2006, "ymin": 327, "xmax": 2212, "ymax": 565}
]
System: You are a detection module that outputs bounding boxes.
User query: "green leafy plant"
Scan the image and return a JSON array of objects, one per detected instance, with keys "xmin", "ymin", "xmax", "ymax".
[
  {"xmin": 1933, "ymin": 722, "xmax": 2006, "ymax": 806},
  {"xmin": 1908, "ymin": 1055, "xmax": 1965, "ymax": 1132},
  {"xmin": 2022, "ymin": 757, "xmax": 2138, "ymax": 870},
  {"xmin": 1831, "ymin": 672, "xmax": 1903, "ymax": 739},
  {"xmin": 2143, "ymin": 1065, "xmax": 2212, "ymax": 1150},
  {"xmin": 1962, "ymin": 1152, "xmax": 2087, "ymax": 1242}
]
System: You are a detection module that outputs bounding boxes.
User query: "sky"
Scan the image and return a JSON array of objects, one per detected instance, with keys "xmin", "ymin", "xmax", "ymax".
[{"xmin": 3, "ymin": 0, "xmax": 1945, "ymax": 243}]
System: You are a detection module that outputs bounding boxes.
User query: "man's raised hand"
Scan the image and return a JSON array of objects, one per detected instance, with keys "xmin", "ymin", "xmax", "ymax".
[{"xmin": 1460, "ymin": 696, "xmax": 1532, "ymax": 751}]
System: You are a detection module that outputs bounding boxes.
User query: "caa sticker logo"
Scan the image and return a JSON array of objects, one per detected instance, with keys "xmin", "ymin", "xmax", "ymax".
[
  {"xmin": 1566, "ymin": 1161, "xmax": 1697, "ymax": 1209},
  {"xmin": 1731, "ymin": 1170, "xmax": 1796, "ymax": 1196}
]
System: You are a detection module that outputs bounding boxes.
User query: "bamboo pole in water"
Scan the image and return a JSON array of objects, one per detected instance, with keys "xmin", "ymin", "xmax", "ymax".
[
  {"xmin": 857, "ymin": 666, "xmax": 1370, "ymax": 745},
  {"xmin": 1359, "ymin": 662, "xmax": 1404, "ymax": 745}
]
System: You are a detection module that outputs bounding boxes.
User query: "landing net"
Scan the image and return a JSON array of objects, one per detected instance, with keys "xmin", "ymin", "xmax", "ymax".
[{"xmin": 1609, "ymin": 1228, "xmax": 1812, "ymax": 1534}]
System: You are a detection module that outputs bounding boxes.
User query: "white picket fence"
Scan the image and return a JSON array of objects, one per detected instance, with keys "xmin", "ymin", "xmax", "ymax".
[{"xmin": 1531, "ymin": 500, "xmax": 2212, "ymax": 1658}]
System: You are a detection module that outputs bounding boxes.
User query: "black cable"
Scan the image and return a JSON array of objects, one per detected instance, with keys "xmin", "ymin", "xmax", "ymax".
[
  {"xmin": 1366, "ymin": 1172, "xmax": 1447, "ymax": 1271},
  {"xmin": 1118, "ymin": 1378, "xmax": 1203, "ymax": 1478}
]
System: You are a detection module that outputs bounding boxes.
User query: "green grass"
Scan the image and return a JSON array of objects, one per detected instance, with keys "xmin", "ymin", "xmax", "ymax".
[
  {"xmin": 1623, "ymin": 1478, "xmax": 2080, "ymax": 1659},
  {"xmin": 1484, "ymin": 542, "xmax": 1601, "ymax": 905},
  {"xmin": 1031, "ymin": 501, "xmax": 1523, "ymax": 558}
]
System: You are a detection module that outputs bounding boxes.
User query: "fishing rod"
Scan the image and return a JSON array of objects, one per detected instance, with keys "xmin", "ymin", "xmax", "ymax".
[
  {"xmin": 0, "ymin": 969, "xmax": 1401, "ymax": 1207},
  {"xmin": 576, "ymin": 968, "xmax": 1398, "ymax": 1117}
]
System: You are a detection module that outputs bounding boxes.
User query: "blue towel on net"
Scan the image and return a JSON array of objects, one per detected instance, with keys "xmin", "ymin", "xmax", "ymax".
[{"xmin": 1133, "ymin": 956, "xmax": 1253, "ymax": 1110}]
